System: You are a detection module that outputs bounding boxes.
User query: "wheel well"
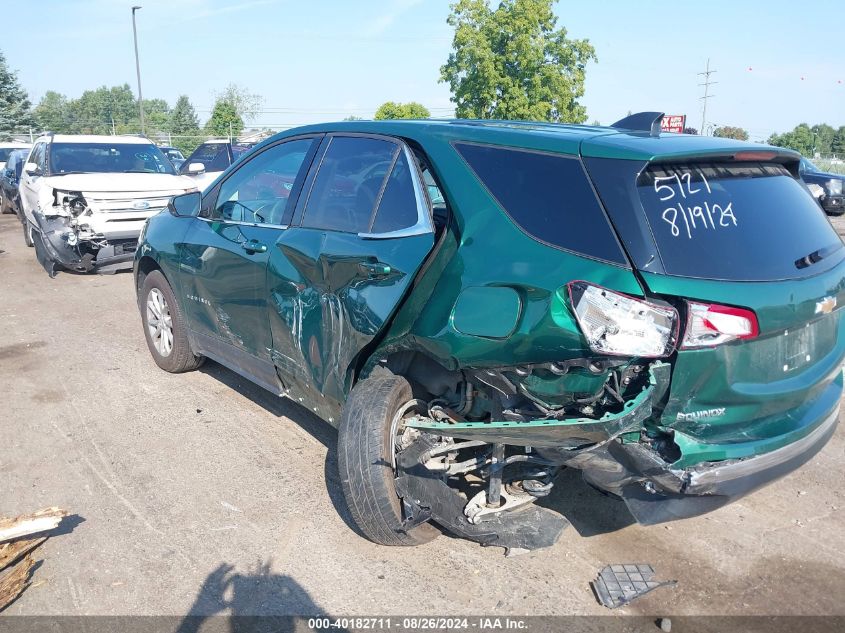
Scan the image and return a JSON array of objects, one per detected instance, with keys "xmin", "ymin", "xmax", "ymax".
[
  {"xmin": 135, "ymin": 256, "xmax": 163, "ymax": 294},
  {"xmin": 380, "ymin": 351, "xmax": 463, "ymax": 401}
]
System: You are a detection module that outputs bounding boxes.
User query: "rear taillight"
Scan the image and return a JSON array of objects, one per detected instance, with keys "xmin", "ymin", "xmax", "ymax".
[
  {"xmin": 567, "ymin": 281, "xmax": 679, "ymax": 358},
  {"xmin": 681, "ymin": 302, "xmax": 759, "ymax": 349}
]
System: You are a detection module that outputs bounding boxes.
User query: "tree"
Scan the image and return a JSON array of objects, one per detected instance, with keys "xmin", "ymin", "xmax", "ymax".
[
  {"xmin": 34, "ymin": 91, "xmax": 71, "ymax": 133},
  {"xmin": 769, "ymin": 123, "xmax": 815, "ymax": 156},
  {"xmin": 440, "ymin": 0, "xmax": 596, "ymax": 122},
  {"xmin": 683, "ymin": 126, "xmax": 698, "ymax": 135},
  {"xmin": 205, "ymin": 99, "xmax": 243, "ymax": 138},
  {"xmin": 0, "ymin": 50, "xmax": 34, "ymax": 137},
  {"xmin": 343, "ymin": 115, "xmax": 364, "ymax": 121},
  {"xmin": 832, "ymin": 126, "xmax": 845, "ymax": 157},
  {"xmin": 373, "ymin": 101, "xmax": 431, "ymax": 120},
  {"xmin": 713, "ymin": 126, "xmax": 749, "ymax": 141},
  {"xmin": 213, "ymin": 83, "xmax": 264, "ymax": 124},
  {"xmin": 169, "ymin": 95, "xmax": 202, "ymax": 153}
]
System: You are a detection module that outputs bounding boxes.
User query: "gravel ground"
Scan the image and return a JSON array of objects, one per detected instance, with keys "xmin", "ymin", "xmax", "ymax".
[{"xmin": 1, "ymin": 213, "xmax": 844, "ymax": 618}]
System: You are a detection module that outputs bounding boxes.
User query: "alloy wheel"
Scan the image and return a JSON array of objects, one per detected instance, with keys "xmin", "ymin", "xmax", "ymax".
[{"xmin": 146, "ymin": 288, "xmax": 174, "ymax": 357}]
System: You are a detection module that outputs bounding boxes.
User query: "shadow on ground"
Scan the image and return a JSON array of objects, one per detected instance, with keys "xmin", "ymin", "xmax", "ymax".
[
  {"xmin": 175, "ymin": 560, "xmax": 349, "ymax": 632},
  {"xmin": 200, "ymin": 360, "xmax": 637, "ymax": 542},
  {"xmin": 199, "ymin": 361, "xmax": 363, "ymax": 538}
]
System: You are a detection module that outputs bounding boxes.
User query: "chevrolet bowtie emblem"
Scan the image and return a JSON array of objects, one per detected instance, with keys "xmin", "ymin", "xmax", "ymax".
[{"xmin": 816, "ymin": 296, "xmax": 837, "ymax": 315}]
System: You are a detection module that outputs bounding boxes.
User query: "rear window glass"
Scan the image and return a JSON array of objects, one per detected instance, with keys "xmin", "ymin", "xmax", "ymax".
[
  {"xmin": 455, "ymin": 143, "xmax": 627, "ymax": 265},
  {"xmin": 638, "ymin": 162, "xmax": 844, "ymax": 280}
]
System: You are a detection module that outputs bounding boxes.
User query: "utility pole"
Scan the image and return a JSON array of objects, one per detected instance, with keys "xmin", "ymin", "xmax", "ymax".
[
  {"xmin": 131, "ymin": 6, "xmax": 145, "ymax": 135},
  {"xmin": 698, "ymin": 58, "xmax": 717, "ymax": 136}
]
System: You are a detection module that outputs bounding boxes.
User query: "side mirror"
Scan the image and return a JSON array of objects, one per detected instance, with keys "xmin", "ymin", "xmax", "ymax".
[
  {"xmin": 187, "ymin": 162, "xmax": 206, "ymax": 175},
  {"xmin": 168, "ymin": 191, "xmax": 202, "ymax": 217},
  {"xmin": 24, "ymin": 162, "xmax": 40, "ymax": 176}
]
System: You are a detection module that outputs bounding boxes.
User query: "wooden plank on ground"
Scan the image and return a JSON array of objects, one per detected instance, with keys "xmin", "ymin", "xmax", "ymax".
[
  {"xmin": 0, "ymin": 537, "xmax": 47, "ymax": 573},
  {"xmin": 0, "ymin": 508, "xmax": 67, "ymax": 543},
  {"xmin": 0, "ymin": 554, "xmax": 34, "ymax": 612}
]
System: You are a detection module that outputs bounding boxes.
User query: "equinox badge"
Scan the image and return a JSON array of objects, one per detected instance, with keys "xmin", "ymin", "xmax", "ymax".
[{"xmin": 815, "ymin": 296, "xmax": 837, "ymax": 315}]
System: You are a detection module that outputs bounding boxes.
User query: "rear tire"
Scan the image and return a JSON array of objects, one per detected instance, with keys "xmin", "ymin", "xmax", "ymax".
[
  {"xmin": 337, "ymin": 374, "xmax": 440, "ymax": 546},
  {"xmin": 23, "ymin": 220, "xmax": 34, "ymax": 247},
  {"xmin": 140, "ymin": 269, "xmax": 204, "ymax": 373}
]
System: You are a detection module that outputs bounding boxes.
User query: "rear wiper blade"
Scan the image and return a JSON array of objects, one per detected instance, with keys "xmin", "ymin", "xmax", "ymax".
[{"xmin": 795, "ymin": 244, "xmax": 840, "ymax": 269}]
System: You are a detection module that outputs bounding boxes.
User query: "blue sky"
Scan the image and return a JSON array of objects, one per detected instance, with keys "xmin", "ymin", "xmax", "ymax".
[{"xmin": 5, "ymin": 0, "xmax": 844, "ymax": 140}]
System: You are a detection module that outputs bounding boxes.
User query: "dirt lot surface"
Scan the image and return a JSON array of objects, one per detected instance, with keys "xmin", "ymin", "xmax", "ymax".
[{"xmin": 1, "ymin": 212, "xmax": 844, "ymax": 618}]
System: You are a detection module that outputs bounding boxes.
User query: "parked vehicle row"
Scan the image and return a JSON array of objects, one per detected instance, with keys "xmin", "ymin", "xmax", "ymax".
[
  {"xmin": 0, "ymin": 148, "xmax": 29, "ymax": 217},
  {"xmin": 177, "ymin": 139, "xmax": 257, "ymax": 190},
  {"xmin": 800, "ymin": 157, "xmax": 845, "ymax": 215},
  {"xmin": 131, "ymin": 114, "xmax": 845, "ymax": 551}
]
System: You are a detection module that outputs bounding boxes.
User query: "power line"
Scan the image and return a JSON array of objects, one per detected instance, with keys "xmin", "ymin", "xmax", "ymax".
[{"xmin": 698, "ymin": 58, "xmax": 718, "ymax": 135}]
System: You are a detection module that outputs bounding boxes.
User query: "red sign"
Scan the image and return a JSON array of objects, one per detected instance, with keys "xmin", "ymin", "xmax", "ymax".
[{"xmin": 660, "ymin": 115, "xmax": 686, "ymax": 134}]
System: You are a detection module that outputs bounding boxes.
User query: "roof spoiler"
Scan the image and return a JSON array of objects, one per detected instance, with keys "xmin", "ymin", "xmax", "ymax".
[{"xmin": 611, "ymin": 112, "xmax": 665, "ymax": 137}]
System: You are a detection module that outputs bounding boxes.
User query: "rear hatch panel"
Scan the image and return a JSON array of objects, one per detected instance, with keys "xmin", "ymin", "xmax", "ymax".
[{"xmin": 582, "ymin": 145, "xmax": 845, "ymax": 467}]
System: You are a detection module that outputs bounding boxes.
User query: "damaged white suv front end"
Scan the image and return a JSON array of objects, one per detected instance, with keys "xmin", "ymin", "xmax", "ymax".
[{"xmin": 20, "ymin": 135, "xmax": 197, "ymax": 277}]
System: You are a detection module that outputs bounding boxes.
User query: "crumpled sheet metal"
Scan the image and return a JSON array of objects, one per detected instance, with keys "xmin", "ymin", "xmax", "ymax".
[{"xmin": 591, "ymin": 564, "xmax": 677, "ymax": 609}]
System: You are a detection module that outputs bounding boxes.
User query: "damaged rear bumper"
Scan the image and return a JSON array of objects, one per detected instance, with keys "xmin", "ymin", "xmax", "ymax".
[
  {"xmin": 405, "ymin": 362, "xmax": 839, "ymax": 524},
  {"xmin": 602, "ymin": 404, "xmax": 839, "ymax": 524}
]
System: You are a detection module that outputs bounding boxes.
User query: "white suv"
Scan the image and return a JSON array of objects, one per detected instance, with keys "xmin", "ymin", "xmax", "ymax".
[{"xmin": 19, "ymin": 134, "xmax": 197, "ymax": 275}]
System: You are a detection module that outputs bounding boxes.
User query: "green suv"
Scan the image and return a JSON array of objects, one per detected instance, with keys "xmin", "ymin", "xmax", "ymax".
[{"xmin": 134, "ymin": 114, "xmax": 844, "ymax": 552}]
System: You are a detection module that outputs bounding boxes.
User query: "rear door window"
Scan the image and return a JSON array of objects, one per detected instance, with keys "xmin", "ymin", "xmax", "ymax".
[
  {"xmin": 301, "ymin": 136, "xmax": 399, "ymax": 233},
  {"xmin": 455, "ymin": 143, "xmax": 628, "ymax": 265},
  {"xmin": 637, "ymin": 162, "xmax": 844, "ymax": 280}
]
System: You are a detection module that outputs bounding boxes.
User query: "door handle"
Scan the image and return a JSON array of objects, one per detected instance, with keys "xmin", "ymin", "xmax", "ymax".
[
  {"xmin": 241, "ymin": 240, "xmax": 267, "ymax": 254},
  {"xmin": 358, "ymin": 261, "xmax": 392, "ymax": 277}
]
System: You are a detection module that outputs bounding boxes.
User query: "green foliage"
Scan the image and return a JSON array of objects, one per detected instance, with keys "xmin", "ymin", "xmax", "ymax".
[
  {"xmin": 33, "ymin": 91, "xmax": 70, "ymax": 132},
  {"xmin": 205, "ymin": 100, "xmax": 243, "ymax": 138},
  {"xmin": 169, "ymin": 95, "xmax": 202, "ymax": 154},
  {"xmin": 768, "ymin": 123, "xmax": 816, "ymax": 156},
  {"xmin": 213, "ymin": 83, "xmax": 264, "ymax": 123},
  {"xmin": 59, "ymin": 84, "xmax": 141, "ymax": 134},
  {"xmin": 832, "ymin": 126, "xmax": 845, "ymax": 156},
  {"xmin": 0, "ymin": 50, "xmax": 34, "ymax": 136},
  {"xmin": 713, "ymin": 125, "xmax": 749, "ymax": 141},
  {"xmin": 373, "ymin": 101, "xmax": 431, "ymax": 120},
  {"xmin": 440, "ymin": 0, "xmax": 596, "ymax": 122}
]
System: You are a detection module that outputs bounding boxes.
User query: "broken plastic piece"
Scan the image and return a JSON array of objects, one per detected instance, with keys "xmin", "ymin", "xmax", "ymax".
[{"xmin": 591, "ymin": 564, "xmax": 676, "ymax": 609}]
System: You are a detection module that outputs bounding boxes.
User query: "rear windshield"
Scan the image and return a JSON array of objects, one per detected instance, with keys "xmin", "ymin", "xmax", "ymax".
[
  {"xmin": 637, "ymin": 162, "xmax": 843, "ymax": 280},
  {"xmin": 455, "ymin": 143, "xmax": 627, "ymax": 265}
]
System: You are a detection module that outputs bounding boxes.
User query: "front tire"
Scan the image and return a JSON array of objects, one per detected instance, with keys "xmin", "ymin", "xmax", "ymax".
[
  {"xmin": 337, "ymin": 374, "xmax": 440, "ymax": 546},
  {"xmin": 140, "ymin": 270, "xmax": 204, "ymax": 373}
]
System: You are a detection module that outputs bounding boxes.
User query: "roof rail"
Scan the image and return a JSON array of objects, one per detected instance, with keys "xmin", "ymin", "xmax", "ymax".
[{"xmin": 611, "ymin": 112, "xmax": 664, "ymax": 137}]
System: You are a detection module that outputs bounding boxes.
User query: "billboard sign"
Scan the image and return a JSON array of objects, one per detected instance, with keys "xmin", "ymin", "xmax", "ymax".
[{"xmin": 661, "ymin": 115, "xmax": 686, "ymax": 134}]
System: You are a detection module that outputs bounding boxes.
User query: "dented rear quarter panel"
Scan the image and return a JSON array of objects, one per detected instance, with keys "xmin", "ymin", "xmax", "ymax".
[{"xmin": 365, "ymin": 130, "xmax": 644, "ymax": 373}]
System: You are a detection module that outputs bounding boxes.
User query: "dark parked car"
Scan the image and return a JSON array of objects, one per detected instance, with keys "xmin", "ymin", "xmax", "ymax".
[
  {"xmin": 800, "ymin": 157, "xmax": 844, "ymax": 215},
  {"xmin": 0, "ymin": 149, "xmax": 29, "ymax": 218},
  {"xmin": 178, "ymin": 140, "xmax": 257, "ymax": 190},
  {"xmin": 160, "ymin": 146, "xmax": 186, "ymax": 171},
  {"xmin": 134, "ymin": 115, "xmax": 845, "ymax": 553}
]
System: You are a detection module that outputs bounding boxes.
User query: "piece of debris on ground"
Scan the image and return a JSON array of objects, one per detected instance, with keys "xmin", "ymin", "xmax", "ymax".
[
  {"xmin": 0, "ymin": 507, "xmax": 69, "ymax": 612},
  {"xmin": 591, "ymin": 563, "xmax": 677, "ymax": 609}
]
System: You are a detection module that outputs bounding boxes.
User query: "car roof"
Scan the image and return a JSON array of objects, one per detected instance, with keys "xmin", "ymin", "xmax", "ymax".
[
  {"xmin": 262, "ymin": 119, "xmax": 798, "ymax": 163},
  {"xmin": 36, "ymin": 134, "xmax": 155, "ymax": 145}
]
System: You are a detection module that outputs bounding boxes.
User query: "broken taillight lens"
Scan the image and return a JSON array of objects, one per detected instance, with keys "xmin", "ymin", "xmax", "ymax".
[
  {"xmin": 567, "ymin": 281, "xmax": 679, "ymax": 358},
  {"xmin": 681, "ymin": 302, "xmax": 759, "ymax": 349}
]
